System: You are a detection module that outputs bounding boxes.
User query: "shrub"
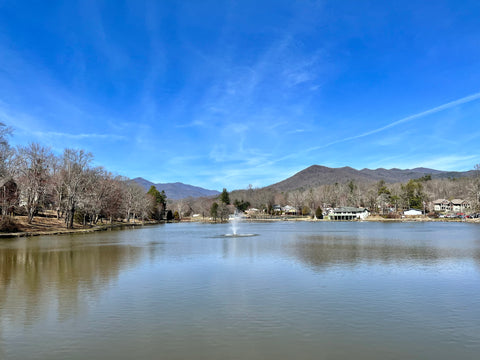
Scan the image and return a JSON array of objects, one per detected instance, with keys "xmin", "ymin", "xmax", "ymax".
[
  {"xmin": 302, "ymin": 206, "xmax": 310, "ymax": 216},
  {"xmin": 385, "ymin": 212, "xmax": 400, "ymax": 219},
  {"xmin": 0, "ymin": 216, "xmax": 20, "ymax": 233},
  {"xmin": 173, "ymin": 211, "xmax": 180, "ymax": 221}
]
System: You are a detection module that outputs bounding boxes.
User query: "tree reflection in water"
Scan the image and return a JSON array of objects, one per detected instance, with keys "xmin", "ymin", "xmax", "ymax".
[
  {"xmin": 0, "ymin": 236, "xmax": 144, "ymax": 326},
  {"xmin": 291, "ymin": 232, "xmax": 480, "ymax": 271}
]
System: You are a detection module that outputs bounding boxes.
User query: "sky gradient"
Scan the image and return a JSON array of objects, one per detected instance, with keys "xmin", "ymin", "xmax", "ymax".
[{"xmin": 1, "ymin": 0, "xmax": 480, "ymax": 190}]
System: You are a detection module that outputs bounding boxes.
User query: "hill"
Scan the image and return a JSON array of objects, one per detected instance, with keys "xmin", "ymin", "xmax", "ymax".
[
  {"xmin": 266, "ymin": 165, "xmax": 474, "ymax": 192},
  {"xmin": 132, "ymin": 178, "xmax": 220, "ymax": 200}
]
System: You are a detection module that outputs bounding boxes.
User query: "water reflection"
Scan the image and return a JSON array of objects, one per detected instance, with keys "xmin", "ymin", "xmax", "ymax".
[
  {"xmin": 292, "ymin": 232, "xmax": 480, "ymax": 271},
  {"xmin": 0, "ymin": 236, "xmax": 145, "ymax": 326}
]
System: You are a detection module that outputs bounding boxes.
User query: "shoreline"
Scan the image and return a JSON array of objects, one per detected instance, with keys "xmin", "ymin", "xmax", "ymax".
[
  {"xmin": 183, "ymin": 215, "xmax": 479, "ymax": 224},
  {"xmin": 0, "ymin": 219, "xmax": 164, "ymax": 239},
  {"xmin": 2, "ymin": 216, "xmax": 478, "ymax": 239}
]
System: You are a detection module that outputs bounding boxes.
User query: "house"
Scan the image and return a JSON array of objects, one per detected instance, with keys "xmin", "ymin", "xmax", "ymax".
[
  {"xmin": 272, "ymin": 205, "xmax": 282, "ymax": 214},
  {"xmin": 244, "ymin": 208, "xmax": 259, "ymax": 216},
  {"xmin": 404, "ymin": 209, "xmax": 423, "ymax": 216},
  {"xmin": 451, "ymin": 199, "xmax": 470, "ymax": 212},
  {"xmin": 331, "ymin": 207, "xmax": 369, "ymax": 221},
  {"xmin": 433, "ymin": 199, "xmax": 451, "ymax": 212},
  {"xmin": 282, "ymin": 205, "xmax": 297, "ymax": 215}
]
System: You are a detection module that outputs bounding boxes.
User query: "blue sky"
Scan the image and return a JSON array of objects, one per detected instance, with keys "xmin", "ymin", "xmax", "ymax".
[{"xmin": 1, "ymin": 0, "xmax": 480, "ymax": 190}]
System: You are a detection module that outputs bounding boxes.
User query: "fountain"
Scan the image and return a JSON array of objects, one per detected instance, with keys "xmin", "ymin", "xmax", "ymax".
[
  {"xmin": 223, "ymin": 211, "xmax": 257, "ymax": 237},
  {"xmin": 231, "ymin": 212, "xmax": 240, "ymax": 236}
]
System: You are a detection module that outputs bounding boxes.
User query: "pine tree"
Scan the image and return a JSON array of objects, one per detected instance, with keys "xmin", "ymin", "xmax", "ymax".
[
  {"xmin": 210, "ymin": 202, "xmax": 219, "ymax": 221},
  {"xmin": 220, "ymin": 188, "xmax": 230, "ymax": 205}
]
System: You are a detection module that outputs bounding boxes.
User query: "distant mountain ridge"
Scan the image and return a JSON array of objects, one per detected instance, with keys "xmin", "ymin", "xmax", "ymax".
[
  {"xmin": 133, "ymin": 165, "xmax": 474, "ymax": 199},
  {"xmin": 267, "ymin": 165, "xmax": 474, "ymax": 192},
  {"xmin": 132, "ymin": 177, "xmax": 220, "ymax": 200}
]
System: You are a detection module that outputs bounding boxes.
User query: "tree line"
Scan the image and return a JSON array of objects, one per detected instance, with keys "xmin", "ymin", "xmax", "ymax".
[
  {"xmin": 0, "ymin": 123, "xmax": 167, "ymax": 231},
  {"xmin": 170, "ymin": 170, "xmax": 480, "ymax": 219}
]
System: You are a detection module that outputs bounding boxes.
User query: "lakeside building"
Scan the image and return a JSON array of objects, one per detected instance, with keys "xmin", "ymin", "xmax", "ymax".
[
  {"xmin": 451, "ymin": 199, "xmax": 471, "ymax": 212},
  {"xmin": 433, "ymin": 199, "xmax": 451, "ymax": 212},
  {"xmin": 404, "ymin": 209, "xmax": 423, "ymax": 216},
  {"xmin": 330, "ymin": 207, "xmax": 370, "ymax": 221},
  {"xmin": 282, "ymin": 205, "xmax": 297, "ymax": 215},
  {"xmin": 271, "ymin": 205, "xmax": 299, "ymax": 215},
  {"xmin": 244, "ymin": 208, "xmax": 259, "ymax": 216},
  {"xmin": 433, "ymin": 199, "xmax": 471, "ymax": 213}
]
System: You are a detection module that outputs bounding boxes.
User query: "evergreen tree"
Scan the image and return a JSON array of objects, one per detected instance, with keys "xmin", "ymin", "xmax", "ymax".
[
  {"xmin": 220, "ymin": 188, "xmax": 230, "ymax": 205},
  {"xmin": 401, "ymin": 179, "xmax": 425, "ymax": 209},
  {"xmin": 234, "ymin": 199, "xmax": 250, "ymax": 212},
  {"xmin": 147, "ymin": 186, "xmax": 166, "ymax": 204},
  {"xmin": 210, "ymin": 202, "xmax": 219, "ymax": 221},
  {"xmin": 146, "ymin": 186, "xmax": 167, "ymax": 220}
]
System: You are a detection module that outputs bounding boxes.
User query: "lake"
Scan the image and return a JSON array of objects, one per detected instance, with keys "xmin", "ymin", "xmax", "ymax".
[{"xmin": 1, "ymin": 221, "xmax": 479, "ymax": 359}]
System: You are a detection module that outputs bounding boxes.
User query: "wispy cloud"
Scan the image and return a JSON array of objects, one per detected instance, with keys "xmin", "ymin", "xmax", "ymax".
[
  {"xmin": 33, "ymin": 131, "xmax": 126, "ymax": 141},
  {"xmin": 324, "ymin": 91, "xmax": 480, "ymax": 148},
  {"xmin": 413, "ymin": 155, "xmax": 478, "ymax": 171},
  {"xmin": 288, "ymin": 128, "xmax": 306, "ymax": 134},
  {"xmin": 252, "ymin": 91, "xmax": 480, "ymax": 171}
]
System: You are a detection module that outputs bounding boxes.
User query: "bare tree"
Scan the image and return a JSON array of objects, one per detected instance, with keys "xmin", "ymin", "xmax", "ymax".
[
  {"xmin": 287, "ymin": 190, "xmax": 306, "ymax": 214},
  {"xmin": 471, "ymin": 164, "xmax": 480, "ymax": 212},
  {"xmin": 123, "ymin": 182, "xmax": 146, "ymax": 223},
  {"xmin": 102, "ymin": 175, "xmax": 125, "ymax": 223},
  {"xmin": 15, "ymin": 143, "xmax": 52, "ymax": 223},
  {"xmin": 218, "ymin": 203, "xmax": 230, "ymax": 221},
  {"xmin": 61, "ymin": 149, "xmax": 92, "ymax": 229}
]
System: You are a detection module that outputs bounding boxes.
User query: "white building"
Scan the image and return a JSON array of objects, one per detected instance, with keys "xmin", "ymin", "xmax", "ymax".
[
  {"xmin": 404, "ymin": 209, "xmax": 423, "ymax": 216},
  {"xmin": 451, "ymin": 199, "xmax": 470, "ymax": 213},
  {"xmin": 331, "ymin": 207, "xmax": 369, "ymax": 220},
  {"xmin": 432, "ymin": 199, "xmax": 471, "ymax": 213},
  {"xmin": 433, "ymin": 199, "xmax": 451, "ymax": 212}
]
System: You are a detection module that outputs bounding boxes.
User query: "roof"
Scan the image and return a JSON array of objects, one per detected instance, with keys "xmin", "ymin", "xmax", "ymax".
[{"xmin": 334, "ymin": 207, "xmax": 368, "ymax": 213}]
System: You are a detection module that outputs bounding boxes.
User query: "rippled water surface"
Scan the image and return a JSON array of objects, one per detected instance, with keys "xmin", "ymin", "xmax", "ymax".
[{"xmin": 1, "ymin": 221, "xmax": 480, "ymax": 359}]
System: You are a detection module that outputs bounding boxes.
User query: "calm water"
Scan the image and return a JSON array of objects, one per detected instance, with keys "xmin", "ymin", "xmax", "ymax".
[{"xmin": 1, "ymin": 221, "xmax": 480, "ymax": 359}]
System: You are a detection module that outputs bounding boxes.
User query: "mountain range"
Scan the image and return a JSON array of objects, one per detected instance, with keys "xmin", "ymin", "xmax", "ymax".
[
  {"xmin": 133, "ymin": 165, "xmax": 475, "ymax": 199},
  {"xmin": 266, "ymin": 165, "xmax": 474, "ymax": 191},
  {"xmin": 132, "ymin": 177, "xmax": 220, "ymax": 200}
]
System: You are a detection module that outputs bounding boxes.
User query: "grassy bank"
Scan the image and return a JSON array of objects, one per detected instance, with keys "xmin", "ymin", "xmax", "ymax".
[{"xmin": 0, "ymin": 215, "xmax": 162, "ymax": 238}]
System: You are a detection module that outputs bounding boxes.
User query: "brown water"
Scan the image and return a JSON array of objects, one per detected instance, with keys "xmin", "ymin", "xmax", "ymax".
[{"xmin": 1, "ymin": 222, "xmax": 479, "ymax": 359}]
